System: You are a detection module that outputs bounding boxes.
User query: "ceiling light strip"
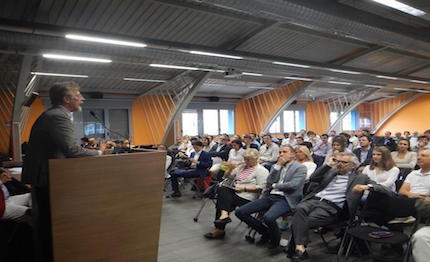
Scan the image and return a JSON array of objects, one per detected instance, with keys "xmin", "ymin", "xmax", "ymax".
[
  {"xmin": 43, "ymin": 54, "xmax": 112, "ymax": 63},
  {"xmin": 31, "ymin": 72, "xmax": 88, "ymax": 78},
  {"xmin": 65, "ymin": 34, "xmax": 146, "ymax": 47},
  {"xmin": 272, "ymin": 61, "xmax": 311, "ymax": 68},
  {"xmin": 123, "ymin": 78, "xmax": 166, "ymax": 83},
  {"xmin": 189, "ymin": 51, "xmax": 243, "ymax": 60}
]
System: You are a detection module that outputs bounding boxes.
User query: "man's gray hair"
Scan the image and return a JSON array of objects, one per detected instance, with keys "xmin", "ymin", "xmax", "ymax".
[
  {"xmin": 49, "ymin": 81, "xmax": 80, "ymax": 106},
  {"xmin": 337, "ymin": 151, "xmax": 360, "ymax": 168}
]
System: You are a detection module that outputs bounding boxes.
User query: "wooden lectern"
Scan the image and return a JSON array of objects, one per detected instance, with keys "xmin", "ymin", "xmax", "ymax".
[{"xmin": 49, "ymin": 151, "xmax": 165, "ymax": 262}]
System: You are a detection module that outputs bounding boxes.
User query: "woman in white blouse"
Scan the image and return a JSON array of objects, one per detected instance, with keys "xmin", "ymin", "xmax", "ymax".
[
  {"xmin": 391, "ymin": 138, "xmax": 417, "ymax": 169},
  {"xmin": 209, "ymin": 139, "xmax": 244, "ymax": 176},
  {"xmin": 204, "ymin": 149, "xmax": 269, "ymax": 239},
  {"xmin": 295, "ymin": 145, "xmax": 317, "ymax": 181},
  {"xmin": 362, "ymin": 146, "xmax": 400, "ymax": 192}
]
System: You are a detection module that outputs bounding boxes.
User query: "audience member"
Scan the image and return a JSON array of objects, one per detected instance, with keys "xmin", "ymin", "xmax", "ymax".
[
  {"xmin": 410, "ymin": 131, "xmax": 419, "ymax": 151},
  {"xmin": 324, "ymin": 135, "xmax": 351, "ymax": 165},
  {"xmin": 259, "ymin": 134, "xmax": 280, "ymax": 170},
  {"xmin": 362, "ymin": 146, "xmax": 399, "ymax": 192},
  {"xmin": 157, "ymin": 145, "xmax": 172, "ymax": 178},
  {"xmin": 169, "ymin": 141, "xmax": 213, "ymax": 198},
  {"xmin": 287, "ymin": 152, "xmax": 390, "ymax": 260},
  {"xmin": 249, "ymin": 133, "xmax": 260, "ymax": 149},
  {"xmin": 391, "ymin": 138, "xmax": 417, "ymax": 169},
  {"xmin": 243, "ymin": 134, "xmax": 259, "ymax": 150},
  {"xmin": 209, "ymin": 139, "xmax": 244, "ymax": 178},
  {"xmin": 282, "ymin": 132, "xmax": 297, "ymax": 147},
  {"xmin": 236, "ymin": 145, "xmax": 307, "ymax": 249},
  {"xmin": 201, "ymin": 136, "xmax": 212, "ymax": 152},
  {"xmin": 0, "ymin": 168, "xmax": 31, "ymax": 221},
  {"xmin": 204, "ymin": 149, "xmax": 269, "ymax": 239},
  {"xmin": 418, "ymin": 135, "xmax": 430, "ymax": 152},
  {"xmin": 209, "ymin": 135, "xmax": 231, "ymax": 164},
  {"xmin": 383, "ymin": 131, "xmax": 397, "ymax": 151},
  {"xmin": 312, "ymin": 134, "xmax": 330, "ymax": 168},
  {"xmin": 353, "ymin": 135, "xmax": 373, "ymax": 171},
  {"xmin": 295, "ymin": 146, "xmax": 317, "ymax": 181},
  {"xmin": 296, "ymin": 136, "xmax": 313, "ymax": 150}
]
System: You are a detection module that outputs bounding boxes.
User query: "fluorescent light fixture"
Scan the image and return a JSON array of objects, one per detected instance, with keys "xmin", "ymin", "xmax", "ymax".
[
  {"xmin": 65, "ymin": 34, "xmax": 146, "ymax": 47},
  {"xmin": 272, "ymin": 61, "xmax": 311, "ymax": 68},
  {"xmin": 150, "ymin": 64, "xmax": 200, "ymax": 70},
  {"xmin": 394, "ymin": 87, "xmax": 413, "ymax": 91},
  {"xmin": 123, "ymin": 78, "xmax": 166, "ymax": 83},
  {"xmin": 42, "ymin": 54, "xmax": 112, "ymax": 63},
  {"xmin": 284, "ymin": 76, "xmax": 313, "ymax": 81},
  {"xmin": 416, "ymin": 89, "xmax": 430, "ymax": 93},
  {"xmin": 242, "ymin": 72, "xmax": 263, "ymax": 77},
  {"xmin": 189, "ymin": 51, "xmax": 243, "ymax": 60},
  {"xmin": 376, "ymin": 75, "xmax": 398, "ymax": 80},
  {"xmin": 248, "ymin": 86, "xmax": 275, "ymax": 90},
  {"xmin": 370, "ymin": 0, "xmax": 426, "ymax": 16},
  {"xmin": 31, "ymin": 72, "xmax": 88, "ymax": 78},
  {"xmin": 328, "ymin": 81, "xmax": 352, "ymax": 85},
  {"xmin": 329, "ymin": 69, "xmax": 361, "ymax": 75},
  {"xmin": 365, "ymin": 84, "xmax": 384, "ymax": 88},
  {"xmin": 410, "ymin": 79, "xmax": 429, "ymax": 84}
]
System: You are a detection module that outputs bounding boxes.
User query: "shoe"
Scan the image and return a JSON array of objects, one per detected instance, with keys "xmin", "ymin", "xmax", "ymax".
[
  {"xmin": 256, "ymin": 234, "xmax": 270, "ymax": 246},
  {"xmin": 290, "ymin": 250, "xmax": 309, "ymax": 260},
  {"xmin": 214, "ymin": 217, "xmax": 232, "ymax": 228},
  {"xmin": 170, "ymin": 191, "xmax": 182, "ymax": 198},
  {"xmin": 204, "ymin": 231, "xmax": 225, "ymax": 239}
]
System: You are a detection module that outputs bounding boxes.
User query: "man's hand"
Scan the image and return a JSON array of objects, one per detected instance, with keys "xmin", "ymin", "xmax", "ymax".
[
  {"xmin": 276, "ymin": 154, "xmax": 289, "ymax": 166},
  {"xmin": 352, "ymin": 184, "xmax": 369, "ymax": 193},
  {"xmin": 190, "ymin": 158, "xmax": 198, "ymax": 164},
  {"xmin": 327, "ymin": 157, "xmax": 336, "ymax": 167}
]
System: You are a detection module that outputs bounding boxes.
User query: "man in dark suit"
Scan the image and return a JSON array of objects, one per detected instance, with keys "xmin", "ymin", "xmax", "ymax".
[
  {"xmin": 235, "ymin": 145, "xmax": 307, "ymax": 249},
  {"xmin": 208, "ymin": 135, "xmax": 231, "ymax": 162},
  {"xmin": 22, "ymin": 82, "xmax": 104, "ymax": 262},
  {"xmin": 383, "ymin": 131, "xmax": 397, "ymax": 152},
  {"xmin": 353, "ymin": 135, "xmax": 373, "ymax": 171},
  {"xmin": 169, "ymin": 140, "xmax": 213, "ymax": 198},
  {"xmin": 286, "ymin": 152, "xmax": 391, "ymax": 260}
]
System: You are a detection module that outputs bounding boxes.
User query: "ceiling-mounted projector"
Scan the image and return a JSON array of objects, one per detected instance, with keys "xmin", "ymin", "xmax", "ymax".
[{"xmin": 224, "ymin": 68, "xmax": 242, "ymax": 79}]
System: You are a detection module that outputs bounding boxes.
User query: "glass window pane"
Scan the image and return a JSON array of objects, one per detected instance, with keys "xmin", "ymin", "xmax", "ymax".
[
  {"xmin": 269, "ymin": 116, "xmax": 281, "ymax": 134},
  {"xmin": 298, "ymin": 111, "xmax": 306, "ymax": 131},
  {"xmin": 220, "ymin": 109, "xmax": 234, "ymax": 134},
  {"xmin": 83, "ymin": 109, "xmax": 105, "ymax": 139},
  {"xmin": 294, "ymin": 111, "xmax": 301, "ymax": 132},
  {"xmin": 203, "ymin": 109, "xmax": 219, "ymax": 135},
  {"xmin": 342, "ymin": 112, "xmax": 352, "ymax": 131},
  {"xmin": 182, "ymin": 110, "xmax": 198, "ymax": 136},
  {"xmin": 108, "ymin": 109, "xmax": 129, "ymax": 140},
  {"xmin": 330, "ymin": 112, "xmax": 338, "ymax": 126},
  {"xmin": 283, "ymin": 110, "xmax": 295, "ymax": 132}
]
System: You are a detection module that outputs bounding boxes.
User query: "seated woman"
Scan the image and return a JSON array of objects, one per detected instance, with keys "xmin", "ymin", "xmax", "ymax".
[
  {"xmin": 362, "ymin": 146, "xmax": 400, "ymax": 193},
  {"xmin": 295, "ymin": 146, "xmax": 317, "ymax": 181},
  {"xmin": 209, "ymin": 139, "xmax": 244, "ymax": 179},
  {"xmin": 204, "ymin": 148, "xmax": 269, "ymax": 239},
  {"xmin": 201, "ymin": 136, "xmax": 212, "ymax": 152},
  {"xmin": 0, "ymin": 168, "xmax": 31, "ymax": 221},
  {"xmin": 324, "ymin": 135, "xmax": 351, "ymax": 165},
  {"xmin": 391, "ymin": 138, "xmax": 417, "ymax": 169}
]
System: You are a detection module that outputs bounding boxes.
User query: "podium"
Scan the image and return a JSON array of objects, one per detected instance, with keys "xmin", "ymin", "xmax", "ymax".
[{"xmin": 49, "ymin": 151, "xmax": 165, "ymax": 262}]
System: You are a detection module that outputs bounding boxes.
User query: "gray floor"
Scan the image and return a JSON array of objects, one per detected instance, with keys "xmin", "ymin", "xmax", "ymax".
[{"xmin": 157, "ymin": 190, "xmax": 358, "ymax": 262}]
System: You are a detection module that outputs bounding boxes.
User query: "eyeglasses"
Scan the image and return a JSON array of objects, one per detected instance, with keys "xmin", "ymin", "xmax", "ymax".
[{"xmin": 334, "ymin": 159, "xmax": 349, "ymax": 164}]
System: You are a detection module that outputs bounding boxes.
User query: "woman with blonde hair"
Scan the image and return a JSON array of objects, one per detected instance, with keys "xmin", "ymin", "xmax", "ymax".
[
  {"xmin": 295, "ymin": 145, "xmax": 317, "ymax": 181},
  {"xmin": 362, "ymin": 146, "xmax": 399, "ymax": 192},
  {"xmin": 204, "ymin": 148, "xmax": 269, "ymax": 239}
]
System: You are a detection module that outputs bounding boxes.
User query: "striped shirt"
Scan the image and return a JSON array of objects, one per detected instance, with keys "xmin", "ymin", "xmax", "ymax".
[{"xmin": 235, "ymin": 166, "xmax": 255, "ymax": 184}]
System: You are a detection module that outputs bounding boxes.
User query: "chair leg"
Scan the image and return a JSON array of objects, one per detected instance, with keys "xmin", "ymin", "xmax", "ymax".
[
  {"xmin": 404, "ymin": 241, "xmax": 412, "ymax": 262},
  {"xmin": 193, "ymin": 198, "xmax": 208, "ymax": 222},
  {"xmin": 344, "ymin": 237, "xmax": 355, "ymax": 262},
  {"xmin": 337, "ymin": 231, "xmax": 348, "ymax": 262}
]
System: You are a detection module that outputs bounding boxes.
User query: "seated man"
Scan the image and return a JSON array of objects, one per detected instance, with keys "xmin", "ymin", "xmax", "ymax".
[
  {"xmin": 0, "ymin": 168, "xmax": 31, "ymax": 221},
  {"xmin": 235, "ymin": 145, "xmax": 307, "ymax": 249},
  {"xmin": 169, "ymin": 141, "xmax": 212, "ymax": 198},
  {"xmin": 353, "ymin": 135, "xmax": 373, "ymax": 171},
  {"xmin": 259, "ymin": 134, "xmax": 280, "ymax": 170},
  {"xmin": 287, "ymin": 152, "xmax": 390, "ymax": 260},
  {"xmin": 209, "ymin": 135, "xmax": 231, "ymax": 164}
]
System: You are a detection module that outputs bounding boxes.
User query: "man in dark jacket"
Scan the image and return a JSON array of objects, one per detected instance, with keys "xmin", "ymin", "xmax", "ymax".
[
  {"xmin": 22, "ymin": 82, "xmax": 104, "ymax": 262},
  {"xmin": 287, "ymin": 152, "xmax": 391, "ymax": 260},
  {"xmin": 353, "ymin": 135, "xmax": 373, "ymax": 171}
]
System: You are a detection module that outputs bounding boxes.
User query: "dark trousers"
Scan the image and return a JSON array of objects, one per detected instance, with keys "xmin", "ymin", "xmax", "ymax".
[
  {"xmin": 291, "ymin": 199, "xmax": 339, "ymax": 246},
  {"xmin": 235, "ymin": 194, "xmax": 290, "ymax": 244},
  {"xmin": 215, "ymin": 186, "xmax": 249, "ymax": 229},
  {"xmin": 170, "ymin": 168, "xmax": 206, "ymax": 193},
  {"xmin": 32, "ymin": 186, "xmax": 53, "ymax": 262},
  {"xmin": 362, "ymin": 191, "xmax": 416, "ymax": 225}
]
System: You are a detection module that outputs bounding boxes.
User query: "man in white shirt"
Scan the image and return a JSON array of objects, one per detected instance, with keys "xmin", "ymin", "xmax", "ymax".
[{"xmin": 259, "ymin": 134, "xmax": 280, "ymax": 170}]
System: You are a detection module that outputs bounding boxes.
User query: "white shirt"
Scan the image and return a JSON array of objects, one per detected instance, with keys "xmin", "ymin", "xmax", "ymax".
[
  {"xmin": 302, "ymin": 161, "xmax": 317, "ymax": 180},
  {"xmin": 363, "ymin": 166, "xmax": 399, "ymax": 192},
  {"xmin": 270, "ymin": 162, "xmax": 292, "ymax": 196},
  {"xmin": 391, "ymin": 151, "xmax": 417, "ymax": 169},
  {"xmin": 259, "ymin": 143, "xmax": 280, "ymax": 163},
  {"xmin": 191, "ymin": 150, "xmax": 202, "ymax": 168},
  {"xmin": 228, "ymin": 148, "xmax": 245, "ymax": 164},
  {"xmin": 404, "ymin": 169, "xmax": 430, "ymax": 195}
]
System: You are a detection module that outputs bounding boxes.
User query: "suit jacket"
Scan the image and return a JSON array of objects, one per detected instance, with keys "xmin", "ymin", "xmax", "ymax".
[
  {"xmin": 209, "ymin": 143, "xmax": 231, "ymax": 161},
  {"xmin": 22, "ymin": 106, "xmax": 99, "ymax": 187},
  {"xmin": 189, "ymin": 151, "xmax": 213, "ymax": 171},
  {"xmin": 304, "ymin": 165, "xmax": 391, "ymax": 218},
  {"xmin": 266, "ymin": 161, "xmax": 307, "ymax": 209},
  {"xmin": 353, "ymin": 147, "xmax": 373, "ymax": 166}
]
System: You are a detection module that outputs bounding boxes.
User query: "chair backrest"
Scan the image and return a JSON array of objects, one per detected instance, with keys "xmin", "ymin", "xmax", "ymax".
[{"xmin": 395, "ymin": 168, "xmax": 413, "ymax": 192}]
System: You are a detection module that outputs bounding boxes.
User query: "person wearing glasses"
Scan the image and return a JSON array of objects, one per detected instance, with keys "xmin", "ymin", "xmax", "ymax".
[{"xmin": 286, "ymin": 152, "xmax": 391, "ymax": 260}]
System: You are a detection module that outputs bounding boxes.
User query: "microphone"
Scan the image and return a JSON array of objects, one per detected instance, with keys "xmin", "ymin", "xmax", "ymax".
[{"xmin": 89, "ymin": 111, "xmax": 131, "ymax": 152}]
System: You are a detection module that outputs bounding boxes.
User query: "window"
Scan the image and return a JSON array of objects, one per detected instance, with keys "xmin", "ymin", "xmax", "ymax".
[
  {"xmin": 203, "ymin": 109, "xmax": 219, "ymax": 135},
  {"xmin": 220, "ymin": 109, "xmax": 234, "ymax": 134},
  {"xmin": 182, "ymin": 109, "xmax": 198, "ymax": 136},
  {"xmin": 108, "ymin": 109, "xmax": 129, "ymax": 140},
  {"xmin": 83, "ymin": 109, "xmax": 105, "ymax": 138},
  {"xmin": 330, "ymin": 111, "xmax": 357, "ymax": 131},
  {"xmin": 268, "ymin": 109, "xmax": 306, "ymax": 134},
  {"xmin": 269, "ymin": 116, "xmax": 281, "ymax": 133}
]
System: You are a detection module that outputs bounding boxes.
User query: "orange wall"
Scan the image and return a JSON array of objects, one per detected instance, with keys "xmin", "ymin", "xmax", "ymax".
[
  {"xmin": 306, "ymin": 101, "xmax": 330, "ymax": 135},
  {"xmin": 0, "ymin": 88, "xmax": 13, "ymax": 154},
  {"xmin": 367, "ymin": 93, "xmax": 413, "ymax": 128},
  {"xmin": 235, "ymin": 81, "xmax": 305, "ymax": 134},
  {"xmin": 132, "ymin": 95, "xmax": 175, "ymax": 145},
  {"xmin": 376, "ymin": 94, "xmax": 430, "ymax": 135},
  {"xmin": 22, "ymin": 97, "xmax": 45, "ymax": 142}
]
